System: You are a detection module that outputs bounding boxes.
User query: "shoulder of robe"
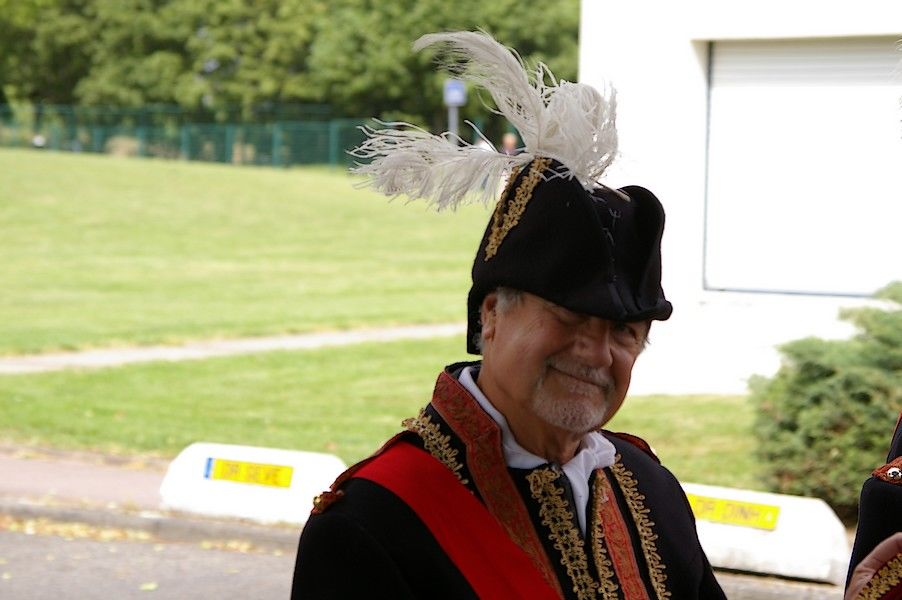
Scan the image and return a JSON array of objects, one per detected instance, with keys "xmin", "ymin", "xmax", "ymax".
[
  {"xmin": 602, "ymin": 430, "xmax": 660, "ymax": 464},
  {"xmin": 311, "ymin": 431, "xmax": 416, "ymax": 514},
  {"xmin": 873, "ymin": 411, "xmax": 902, "ymax": 485}
]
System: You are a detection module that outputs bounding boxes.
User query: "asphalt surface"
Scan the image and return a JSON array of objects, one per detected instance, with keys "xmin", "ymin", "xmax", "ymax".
[
  {"xmin": 0, "ymin": 446, "xmax": 302, "ymax": 599},
  {"xmin": 0, "ymin": 446, "xmax": 850, "ymax": 599},
  {"xmin": 0, "ymin": 528, "xmax": 295, "ymax": 600}
]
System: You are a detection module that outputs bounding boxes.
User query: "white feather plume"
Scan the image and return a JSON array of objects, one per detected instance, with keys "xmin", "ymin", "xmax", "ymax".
[
  {"xmin": 351, "ymin": 30, "xmax": 619, "ymax": 209},
  {"xmin": 351, "ymin": 121, "xmax": 533, "ymax": 209}
]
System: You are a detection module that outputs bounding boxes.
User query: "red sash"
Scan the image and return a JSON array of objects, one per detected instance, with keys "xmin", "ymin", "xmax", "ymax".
[{"xmin": 354, "ymin": 441, "xmax": 560, "ymax": 600}]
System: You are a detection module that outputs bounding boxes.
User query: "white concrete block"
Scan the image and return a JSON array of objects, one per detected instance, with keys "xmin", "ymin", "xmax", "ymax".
[
  {"xmin": 682, "ymin": 482, "xmax": 850, "ymax": 585},
  {"xmin": 160, "ymin": 443, "xmax": 346, "ymax": 525}
]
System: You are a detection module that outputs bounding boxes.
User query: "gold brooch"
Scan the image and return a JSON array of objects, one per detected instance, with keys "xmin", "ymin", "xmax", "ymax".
[{"xmin": 311, "ymin": 489, "xmax": 345, "ymax": 514}]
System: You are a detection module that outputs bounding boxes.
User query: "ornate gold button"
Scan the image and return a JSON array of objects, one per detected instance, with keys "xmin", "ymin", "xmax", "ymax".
[{"xmin": 311, "ymin": 489, "xmax": 345, "ymax": 514}]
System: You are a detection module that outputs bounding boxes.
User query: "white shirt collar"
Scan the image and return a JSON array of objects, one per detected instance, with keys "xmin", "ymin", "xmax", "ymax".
[{"xmin": 458, "ymin": 365, "xmax": 617, "ymax": 534}]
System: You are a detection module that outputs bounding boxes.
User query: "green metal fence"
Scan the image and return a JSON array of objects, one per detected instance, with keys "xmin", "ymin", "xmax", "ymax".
[{"xmin": 0, "ymin": 104, "xmax": 367, "ymax": 167}]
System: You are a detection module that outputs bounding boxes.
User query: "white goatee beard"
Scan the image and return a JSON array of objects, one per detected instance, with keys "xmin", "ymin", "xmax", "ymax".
[{"xmin": 529, "ymin": 358, "xmax": 613, "ymax": 434}]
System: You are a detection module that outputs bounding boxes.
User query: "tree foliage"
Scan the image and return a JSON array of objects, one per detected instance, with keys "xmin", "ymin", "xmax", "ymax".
[
  {"xmin": 305, "ymin": 0, "xmax": 578, "ymax": 136},
  {"xmin": 750, "ymin": 282, "xmax": 902, "ymax": 522},
  {"xmin": 0, "ymin": 0, "xmax": 579, "ymax": 132},
  {"xmin": 0, "ymin": 0, "xmax": 93, "ymax": 105}
]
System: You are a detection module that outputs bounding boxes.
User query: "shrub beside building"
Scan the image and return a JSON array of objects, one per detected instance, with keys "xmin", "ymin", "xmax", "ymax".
[{"xmin": 751, "ymin": 282, "xmax": 901, "ymax": 522}]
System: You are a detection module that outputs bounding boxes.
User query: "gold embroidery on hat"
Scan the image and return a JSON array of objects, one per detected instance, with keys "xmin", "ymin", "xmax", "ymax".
[
  {"xmin": 857, "ymin": 553, "xmax": 902, "ymax": 600},
  {"xmin": 527, "ymin": 467, "xmax": 600, "ymax": 600},
  {"xmin": 484, "ymin": 157, "xmax": 552, "ymax": 261},
  {"xmin": 483, "ymin": 167, "xmax": 521, "ymax": 260},
  {"xmin": 611, "ymin": 462, "xmax": 671, "ymax": 599},
  {"xmin": 403, "ymin": 409, "xmax": 468, "ymax": 485},
  {"xmin": 590, "ymin": 477, "xmax": 621, "ymax": 599}
]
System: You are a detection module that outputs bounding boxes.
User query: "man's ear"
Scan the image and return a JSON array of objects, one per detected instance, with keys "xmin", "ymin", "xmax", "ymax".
[{"xmin": 480, "ymin": 292, "xmax": 499, "ymax": 342}]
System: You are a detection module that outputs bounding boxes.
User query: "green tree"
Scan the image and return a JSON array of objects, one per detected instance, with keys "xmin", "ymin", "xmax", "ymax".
[
  {"xmin": 301, "ymin": 0, "xmax": 580, "ymax": 137},
  {"xmin": 0, "ymin": 0, "xmax": 94, "ymax": 105},
  {"xmin": 70, "ymin": 0, "xmax": 188, "ymax": 107},
  {"xmin": 73, "ymin": 0, "xmax": 326, "ymax": 119},
  {"xmin": 0, "ymin": 0, "xmax": 579, "ymax": 132}
]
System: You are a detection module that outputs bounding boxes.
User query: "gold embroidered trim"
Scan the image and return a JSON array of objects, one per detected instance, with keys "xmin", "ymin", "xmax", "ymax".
[
  {"xmin": 857, "ymin": 553, "xmax": 902, "ymax": 600},
  {"xmin": 432, "ymin": 374, "xmax": 563, "ymax": 597},
  {"xmin": 527, "ymin": 468, "xmax": 600, "ymax": 600},
  {"xmin": 402, "ymin": 409, "xmax": 468, "ymax": 484},
  {"xmin": 611, "ymin": 462, "xmax": 671, "ymax": 599},
  {"xmin": 484, "ymin": 157, "xmax": 551, "ymax": 261},
  {"xmin": 590, "ymin": 476, "xmax": 621, "ymax": 600}
]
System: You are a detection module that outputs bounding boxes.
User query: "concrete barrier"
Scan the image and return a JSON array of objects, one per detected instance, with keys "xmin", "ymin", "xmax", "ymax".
[
  {"xmin": 160, "ymin": 443, "xmax": 346, "ymax": 525},
  {"xmin": 682, "ymin": 482, "xmax": 850, "ymax": 585}
]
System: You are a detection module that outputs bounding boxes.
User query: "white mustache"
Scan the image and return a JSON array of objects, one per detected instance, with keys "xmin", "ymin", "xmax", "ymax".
[{"xmin": 546, "ymin": 357, "xmax": 613, "ymax": 393}]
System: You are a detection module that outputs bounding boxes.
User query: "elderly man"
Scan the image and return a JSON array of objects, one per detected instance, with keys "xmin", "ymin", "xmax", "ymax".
[{"xmin": 291, "ymin": 32, "xmax": 725, "ymax": 599}]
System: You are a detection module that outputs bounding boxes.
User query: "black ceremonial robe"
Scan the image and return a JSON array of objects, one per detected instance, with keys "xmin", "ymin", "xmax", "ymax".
[
  {"xmin": 847, "ymin": 411, "xmax": 902, "ymax": 597},
  {"xmin": 291, "ymin": 363, "xmax": 726, "ymax": 600}
]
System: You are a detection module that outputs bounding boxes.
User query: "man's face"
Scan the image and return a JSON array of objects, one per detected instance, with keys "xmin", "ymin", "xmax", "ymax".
[{"xmin": 480, "ymin": 291, "xmax": 648, "ymax": 434}]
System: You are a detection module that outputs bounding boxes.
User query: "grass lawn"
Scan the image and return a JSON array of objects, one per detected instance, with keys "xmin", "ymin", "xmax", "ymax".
[
  {"xmin": 606, "ymin": 394, "xmax": 759, "ymax": 490},
  {"xmin": 0, "ymin": 335, "xmax": 760, "ymax": 489},
  {"xmin": 1, "ymin": 148, "xmax": 760, "ymax": 488},
  {"xmin": 0, "ymin": 148, "xmax": 491, "ymax": 355}
]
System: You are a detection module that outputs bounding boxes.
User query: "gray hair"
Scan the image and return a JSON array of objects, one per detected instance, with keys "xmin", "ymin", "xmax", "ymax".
[
  {"xmin": 494, "ymin": 287, "xmax": 524, "ymax": 312},
  {"xmin": 473, "ymin": 287, "xmax": 523, "ymax": 353}
]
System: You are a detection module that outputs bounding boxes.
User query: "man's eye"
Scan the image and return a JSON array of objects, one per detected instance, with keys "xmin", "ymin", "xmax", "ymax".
[
  {"xmin": 613, "ymin": 321, "xmax": 639, "ymax": 340},
  {"xmin": 545, "ymin": 303, "xmax": 582, "ymax": 325}
]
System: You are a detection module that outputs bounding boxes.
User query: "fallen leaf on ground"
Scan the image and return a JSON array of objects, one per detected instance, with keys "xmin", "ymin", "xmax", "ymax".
[{"xmin": 0, "ymin": 515, "xmax": 152, "ymax": 542}]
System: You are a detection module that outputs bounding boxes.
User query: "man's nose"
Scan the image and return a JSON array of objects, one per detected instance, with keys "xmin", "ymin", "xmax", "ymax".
[{"xmin": 574, "ymin": 320, "xmax": 614, "ymax": 368}]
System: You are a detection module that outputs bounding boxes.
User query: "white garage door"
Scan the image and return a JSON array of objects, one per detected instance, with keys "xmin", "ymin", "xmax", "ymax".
[{"xmin": 705, "ymin": 37, "xmax": 902, "ymax": 296}]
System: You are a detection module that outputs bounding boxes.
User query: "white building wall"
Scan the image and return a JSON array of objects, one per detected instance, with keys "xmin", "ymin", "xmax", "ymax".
[{"xmin": 579, "ymin": 1, "xmax": 902, "ymax": 395}]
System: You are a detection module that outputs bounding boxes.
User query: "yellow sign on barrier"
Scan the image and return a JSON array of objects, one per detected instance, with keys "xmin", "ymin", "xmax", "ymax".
[
  {"xmin": 686, "ymin": 493, "xmax": 781, "ymax": 530},
  {"xmin": 205, "ymin": 458, "xmax": 294, "ymax": 488}
]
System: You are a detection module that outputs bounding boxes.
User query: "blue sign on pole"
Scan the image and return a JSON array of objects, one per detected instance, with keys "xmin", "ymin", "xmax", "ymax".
[{"xmin": 443, "ymin": 79, "xmax": 467, "ymax": 107}]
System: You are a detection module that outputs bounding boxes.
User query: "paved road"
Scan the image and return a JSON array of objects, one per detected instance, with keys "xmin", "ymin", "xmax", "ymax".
[
  {"xmin": 717, "ymin": 573, "xmax": 842, "ymax": 600},
  {"xmin": 0, "ymin": 526, "xmax": 843, "ymax": 600},
  {"xmin": 0, "ymin": 528, "xmax": 296, "ymax": 600}
]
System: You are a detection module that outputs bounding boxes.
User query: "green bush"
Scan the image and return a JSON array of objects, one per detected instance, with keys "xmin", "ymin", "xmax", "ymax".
[{"xmin": 750, "ymin": 282, "xmax": 901, "ymax": 522}]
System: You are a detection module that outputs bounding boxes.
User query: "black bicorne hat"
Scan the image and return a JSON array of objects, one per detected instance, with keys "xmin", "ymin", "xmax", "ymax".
[
  {"xmin": 466, "ymin": 158, "xmax": 673, "ymax": 354},
  {"xmin": 349, "ymin": 31, "xmax": 672, "ymax": 355}
]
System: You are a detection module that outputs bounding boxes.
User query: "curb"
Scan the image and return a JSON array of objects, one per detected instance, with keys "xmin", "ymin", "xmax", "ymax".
[{"xmin": 0, "ymin": 498, "xmax": 300, "ymax": 552}]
